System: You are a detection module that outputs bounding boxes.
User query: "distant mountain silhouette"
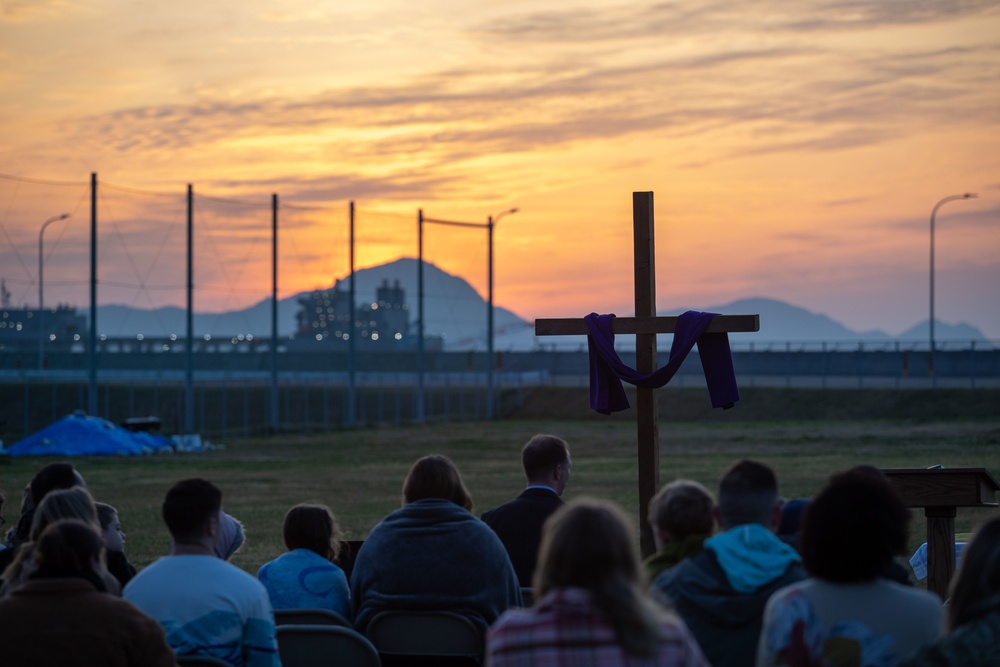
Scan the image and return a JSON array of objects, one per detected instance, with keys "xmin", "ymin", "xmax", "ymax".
[{"xmin": 86, "ymin": 260, "xmax": 990, "ymax": 351}]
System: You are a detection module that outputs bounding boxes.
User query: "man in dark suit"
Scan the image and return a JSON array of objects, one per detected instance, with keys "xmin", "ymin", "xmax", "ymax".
[{"xmin": 482, "ymin": 434, "xmax": 572, "ymax": 588}]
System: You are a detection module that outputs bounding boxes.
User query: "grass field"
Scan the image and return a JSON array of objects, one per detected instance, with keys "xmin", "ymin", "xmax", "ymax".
[{"xmin": 3, "ymin": 389, "xmax": 999, "ymax": 580}]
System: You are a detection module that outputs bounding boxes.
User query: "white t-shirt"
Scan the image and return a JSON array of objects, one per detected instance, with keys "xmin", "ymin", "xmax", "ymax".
[
  {"xmin": 124, "ymin": 554, "xmax": 280, "ymax": 667},
  {"xmin": 757, "ymin": 578, "xmax": 944, "ymax": 667}
]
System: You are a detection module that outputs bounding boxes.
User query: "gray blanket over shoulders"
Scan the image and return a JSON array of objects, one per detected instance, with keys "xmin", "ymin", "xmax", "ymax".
[{"xmin": 351, "ymin": 498, "xmax": 522, "ymax": 633}]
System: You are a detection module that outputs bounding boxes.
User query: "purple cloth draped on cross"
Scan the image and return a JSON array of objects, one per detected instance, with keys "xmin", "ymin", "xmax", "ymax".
[{"xmin": 585, "ymin": 310, "xmax": 740, "ymax": 415}]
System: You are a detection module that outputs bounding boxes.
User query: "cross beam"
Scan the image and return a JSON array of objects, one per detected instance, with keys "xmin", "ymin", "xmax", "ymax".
[{"xmin": 534, "ymin": 192, "xmax": 760, "ymax": 556}]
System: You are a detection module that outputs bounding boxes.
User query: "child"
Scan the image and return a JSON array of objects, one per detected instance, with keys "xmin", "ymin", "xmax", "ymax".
[
  {"xmin": 258, "ymin": 503, "xmax": 351, "ymax": 619},
  {"xmin": 95, "ymin": 502, "xmax": 137, "ymax": 587}
]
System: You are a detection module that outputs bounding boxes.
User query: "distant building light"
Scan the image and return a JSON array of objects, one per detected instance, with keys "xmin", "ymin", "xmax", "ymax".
[
  {"xmin": 371, "ymin": 333, "xmax": 379, "ymax": 341},
  {"xmin": 394, "ymin": 333, "xmax": 402, "ymax": 340},
  {"xmin": 343, "ymin": 333, "xmax": 350, "ymax": 340},
  {"xmin": 137, "ymin": 334, "xmax": 144, "ymax": 341},
  {"xmin": 246, "ymin": 334, "xmax": 254, "ymax": 341},
  {"xmin": 231, "ymin": 338, "xmax": 238, "ymax": 344},
  {"xmin": 100, "ymin": 334, "xmax": 107, "ymax": 341},
  {"xmin": 369, "ymin": 320, "xmax": 376, "ymax": 327},
  {"xmin": 237, "ymin": 334, "xmax": 245, "ymax": 341},
  {"xmin": 15, "ymin": 323, "xmax": 22, "ymax": 331},
  {"xmin": 169, "ymin": 333, "xmax": 177, "ymax": 341},
  {"xmin": 402, "ymin": 304, "xmax": 409, "ymax": 310},
  {"xmin": 371, "ymin": 303, "xmax": 379, "ymax": 310},
  {"xmin": 73, "ymin": 334, "xmax": 81, "ymax": 341},
  {"xmin": 162, "ymin": 344, "xmax": 170, "ymax": 351},
  {"xmin": 26, "ymin": 312, "xmax": 32, "ymax": 318},
  {"xmin": 204, "ymin": 334, "xmax": 212, "ymax": 341},
  {"xmin": 49, "ymin": 334, "xmax": 56, "ymax": 341}
]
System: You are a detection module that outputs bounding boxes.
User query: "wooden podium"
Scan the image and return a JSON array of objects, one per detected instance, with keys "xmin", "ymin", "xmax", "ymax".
[{"xmin": 881, "ymin": 467, "xmax": 999, "ymax": 599}]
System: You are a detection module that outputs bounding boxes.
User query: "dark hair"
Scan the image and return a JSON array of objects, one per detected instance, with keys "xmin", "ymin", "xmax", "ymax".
[
  {"xmin": 33, "ymin": 519, "xmax": 107, "ymax": 592},
  {"xmin": 800, "ymin": 470, "xmax": 910, "ymax": 582},
  {"xmin": 536, "ymin": 498, "xmax": 667, "ymax": 656},
  {"xmin": 283, "ymin": 503, "xmax": 342, "ymax": 562},
  {"xmin": 30, "ymin": 463, "xmax": 82, "ymax": 506},
  {"xmin": 162, "ymin": 478, "xmax": 222, "ymax": 541},
  {"xmin": 648, "ymin": 480, "xmax": 714, "ymax": 539},
  {"xmin": 521, "ymin": 434, "xmax": 569, "ymax": 480},
  {"xmin": 717, "ymin": 460, "xmax": 779, "ymax": 527},
  {"xmin": 947, "ymin": 516, "xmax": 1000, "ymax": 630},
  {"xmin": 402, "ymin": 455, "xmax": 473, "ymax": 511}
]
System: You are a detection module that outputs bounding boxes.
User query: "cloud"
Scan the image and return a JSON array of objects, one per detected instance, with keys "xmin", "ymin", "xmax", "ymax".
[
  {"xmin": 0, "ymin": 0, "xmax": 67, "ymax": 23},
  {"xmin": 473, "ymin": 0, "xmax": 999, "ymax": 43}
]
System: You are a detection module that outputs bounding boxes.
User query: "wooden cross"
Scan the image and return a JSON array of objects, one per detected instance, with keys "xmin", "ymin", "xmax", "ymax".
[{"xmin": 535, "ymin": 192, "xmax": 760, "ymax": 556}]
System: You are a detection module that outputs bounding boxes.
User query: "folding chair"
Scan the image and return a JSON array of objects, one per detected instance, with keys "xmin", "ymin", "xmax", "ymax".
[
  {"xmin": 277, "ymin": 624, "xmax": 381, "ymax": 667},
  {"xmin": 274, "ymin": 607, "xmax": 352, "ymax": 628},
  {"xmin": 366, "ymin": 610, "xmax": 483, "ymax": 666}
]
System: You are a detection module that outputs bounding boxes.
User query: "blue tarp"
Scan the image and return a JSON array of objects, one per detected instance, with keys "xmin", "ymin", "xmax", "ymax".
[{"xmin": 2, "ymin": 413, "xmax": 175, "ymax": 457}]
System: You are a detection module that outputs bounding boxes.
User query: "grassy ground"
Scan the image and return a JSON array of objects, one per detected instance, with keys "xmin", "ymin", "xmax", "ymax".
[{"xmin": 3, "ymin": 403, "xmax": 998, "ymax": 578}]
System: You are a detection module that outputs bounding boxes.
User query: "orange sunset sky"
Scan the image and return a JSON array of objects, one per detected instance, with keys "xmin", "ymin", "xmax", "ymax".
[{"xmin": 1, "ymin": 0, "xmax": 998, "ymax": 339}]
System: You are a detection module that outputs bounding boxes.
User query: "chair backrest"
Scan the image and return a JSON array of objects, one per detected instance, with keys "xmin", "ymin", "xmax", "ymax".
[
  {"xmin": 366, "ymin": 610, "xmax": 483, "ymax": 662},
  {"xmin": 274, "ymin": 607, "xmax": 352, "ymax": 628},
  {"xmin": 277, "ymin": 624, "xmax": 381, "ymax": 667},
  {"xmin": 176, "ymin": 655, "xmax": 234, "ymax": 667}
]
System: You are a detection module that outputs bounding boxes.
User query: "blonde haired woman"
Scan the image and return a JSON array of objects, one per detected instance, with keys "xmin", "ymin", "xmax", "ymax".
[{"xmin": 486, "ymin": 498, "xmax": 709, "ymax": 667}]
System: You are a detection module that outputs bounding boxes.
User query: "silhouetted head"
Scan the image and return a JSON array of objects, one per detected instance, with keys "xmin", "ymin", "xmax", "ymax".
[
  {"xmin": 948, "ymin": 516, "xmax": 1000, "ymax": 630},
  {"xmin": 162, "ymin": 478, "xmax": 222, "ymax": 542},
  {"xmin": 648, "ymin": 479, "xmax": 714, "ymax": 547},
  {"xmin": 800, "ymin": 469, "xmax": 909, "ymax": 582},
  {"xmin": 30, "ymin": 487, "xmax": 99, "ymax": 541},
  {"xmin": 521, "ymin": 434, "xmax": 572, "ymax": 495},
  {"xmin": 402, "ymin": 455, "xmax": 473, "ymax": 511},
  {"xmin": 34, "ymin": 519, "xmax": 107, "ymax": 592},
  {"xmin": 283, "ymin": 503, "xmax": 343, "ymax": 562},
  {"xmin": 716, "ymin": 460, "xmax": 781, "ymax": 529}
]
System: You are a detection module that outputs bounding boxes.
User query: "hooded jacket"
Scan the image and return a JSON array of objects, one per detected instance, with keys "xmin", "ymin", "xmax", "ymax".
[{"xmin": 652, "ymin": 523, "xmax": 804, "ymax": 667}]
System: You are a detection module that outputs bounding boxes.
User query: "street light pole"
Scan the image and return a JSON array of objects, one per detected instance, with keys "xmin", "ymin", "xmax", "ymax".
[
  {"xmin": 929, "ymin": 192, "xmax": 977, "ymax": 387},
  {"xmin": 38, "ymin": 213, "xmax": 70, "ymax": 369},
  {"xmin": 487, "ymin": 207, "xmax": 519, "ymax": 419}
]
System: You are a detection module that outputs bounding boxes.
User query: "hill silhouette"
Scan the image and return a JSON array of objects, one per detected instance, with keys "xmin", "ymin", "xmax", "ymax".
[{"xmin": 87, "ymin": 258, "xmax": 990, "ymax": 350}]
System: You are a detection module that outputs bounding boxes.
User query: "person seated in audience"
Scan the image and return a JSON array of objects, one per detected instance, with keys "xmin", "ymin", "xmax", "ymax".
[
  {"xmin": 96, "ymin": 502, "xmax": 137, "ymax": 587},
  {"xmin": 644, "ymin": 479, "xmax": 715, "ymax": 579},
  {"xmin": 123, "ymin": 478, "xmax": 280, "ymax": 667},
  {"xmin": 1, "ymin": 486, "xmax": 119, "ymax": 595},
  {"xmin": 652, "ymin": 460, "xmax": 805, "ymax": 667},
  {"xmin": 258, "ymin": 502, "xmax": 351, "ymax": 619},
  {"xmin": 757, "ymin": 469, "xmax": 943, "ymax": 666},
  {"xmin": 776, "ymin": 497, "xmax": 810, "ymax": 551},
  {"xmin": 350, "ymin": 454, "xmax": 521, "ymax": 634},
  {"xmin": 898, "ymin": 516, "xmax": 1000, "ymax": 667},
  {"xmin": 0, "ymin": 519, "xmax": 176, "ymax": 667},
  {"xmin": 215, "ymin": 511, "xmax": 246, "ymax": 561},
  {"xmin": 481, "ymin": 434, "xmax": 572, "ymax": 587},
  {"xmin": 487, "ymin": 497, "xmax": 709, "ymax": 666},
  {"xmin": 0, "ymin": 462, "xmax": 85, "ymax": 571}
]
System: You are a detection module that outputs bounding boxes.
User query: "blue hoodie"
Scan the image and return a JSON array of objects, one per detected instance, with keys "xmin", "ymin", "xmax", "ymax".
[{"xmin": 652, "ymin": 523, "xmax": 805, "ymax": 667}]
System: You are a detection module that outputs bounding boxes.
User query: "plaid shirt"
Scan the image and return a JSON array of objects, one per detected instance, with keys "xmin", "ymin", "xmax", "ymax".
[{"xmin": 486, "ymin": 587, "xmax": 710, "ymax": 667}]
